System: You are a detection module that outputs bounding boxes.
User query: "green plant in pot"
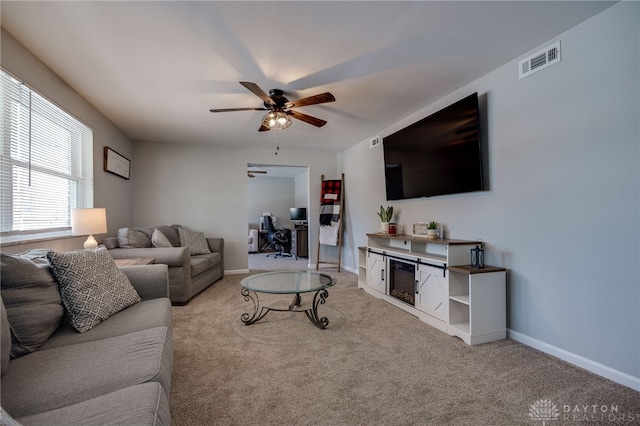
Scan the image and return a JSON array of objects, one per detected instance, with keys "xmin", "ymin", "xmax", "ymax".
[
  {"xmin": 426, "ymin": 221, "xmax": 439, "ymax": 239},
  {"xmin": 377, "ymin": 206, "xmax": 393, "ymax": 233}
]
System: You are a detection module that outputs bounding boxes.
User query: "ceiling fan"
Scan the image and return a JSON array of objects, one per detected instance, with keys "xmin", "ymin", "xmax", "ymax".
[
  {"xmin": 247, "ymin": 170, "xmax": 267, "ymax": 178},
  {"xmin": 210, "ymin": 82, "xmax": 335, "ymax": 131}
]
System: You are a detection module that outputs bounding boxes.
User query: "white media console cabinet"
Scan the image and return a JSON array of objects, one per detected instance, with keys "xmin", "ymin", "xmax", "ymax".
[{"xmin": 358, "ymin": 233, "xmax": 506, "ymax": 345}]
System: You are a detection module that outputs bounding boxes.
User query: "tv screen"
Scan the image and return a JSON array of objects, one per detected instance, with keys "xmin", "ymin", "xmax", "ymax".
[
  {"xmin": 290, "ymin": 207, "xmax": 307, "ymax": 222},
  {"xmin": 383, "ymin": 93, "xmax": 484, "ymax": 200}
]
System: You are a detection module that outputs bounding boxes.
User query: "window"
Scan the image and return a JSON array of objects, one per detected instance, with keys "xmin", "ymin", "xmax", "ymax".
[{"xmin": 1, "ymin": 69, "xmax": 93, "ymax": 242}]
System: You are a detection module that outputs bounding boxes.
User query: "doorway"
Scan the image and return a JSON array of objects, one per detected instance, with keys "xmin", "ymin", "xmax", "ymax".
[{"xmin": 247, "ymin": 163, "xmax": 309, "ymax": 271}]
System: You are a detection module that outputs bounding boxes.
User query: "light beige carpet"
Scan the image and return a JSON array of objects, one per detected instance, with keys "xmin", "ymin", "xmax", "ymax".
[
  {"xmin": 170, "ymin": 269, "xmax": 640, "ymax": 425},
  {"xmin": 248, "ymin": 252, "xmax": 311, "ymax": 271}
]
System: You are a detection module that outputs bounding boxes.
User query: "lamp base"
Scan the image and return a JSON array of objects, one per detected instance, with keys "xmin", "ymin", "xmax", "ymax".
[{"xmin": 83, "ymin": 235, "xmax": 98, "ymax": 250}]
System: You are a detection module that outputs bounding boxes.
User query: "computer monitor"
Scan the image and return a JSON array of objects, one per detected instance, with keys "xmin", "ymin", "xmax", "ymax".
[{"xmin": 290, "ymin": 207, "xmax": 307, "ymax": 224}]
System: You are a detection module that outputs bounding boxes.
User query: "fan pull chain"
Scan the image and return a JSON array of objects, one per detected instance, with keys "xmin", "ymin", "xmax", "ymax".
[{"xmin": 274, "ymin": 130, "xmax": 280, "ymax": 155}]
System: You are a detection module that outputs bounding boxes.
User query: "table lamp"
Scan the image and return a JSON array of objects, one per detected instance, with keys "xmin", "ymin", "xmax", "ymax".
[{"xmin": 71, "ymin": 208, "xmax": 107, "ymax": 249}]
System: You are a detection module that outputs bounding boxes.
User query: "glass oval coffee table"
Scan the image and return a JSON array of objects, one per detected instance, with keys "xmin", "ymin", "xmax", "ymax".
[{"xmin": 240, "ymin": 271, "xmax": 336, "ymax": 329}]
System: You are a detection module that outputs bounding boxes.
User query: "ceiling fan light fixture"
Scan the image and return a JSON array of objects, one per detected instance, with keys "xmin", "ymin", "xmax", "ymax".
[{"xmin": 263, "ymin": 111, "xmax": 291, "ymax": 130}]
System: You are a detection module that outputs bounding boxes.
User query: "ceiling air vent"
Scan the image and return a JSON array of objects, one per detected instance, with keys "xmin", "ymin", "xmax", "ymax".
[{"xmin": 519, "ymin": 41, "xmax": 561, "ymax": 79}]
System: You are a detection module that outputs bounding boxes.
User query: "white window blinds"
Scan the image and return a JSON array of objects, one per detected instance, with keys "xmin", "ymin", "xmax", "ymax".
[{"xmin": 1, "ymin": 69, "xmax": 93, "ymax": 238}]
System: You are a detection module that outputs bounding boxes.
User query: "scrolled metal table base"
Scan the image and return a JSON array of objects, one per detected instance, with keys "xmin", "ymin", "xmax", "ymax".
[{"xmin": 241, "ymin": 287, "xmax": 330, "ymax": 329}]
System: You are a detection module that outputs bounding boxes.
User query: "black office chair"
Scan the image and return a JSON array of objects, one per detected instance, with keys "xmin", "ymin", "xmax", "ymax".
[{"xmin": 263, "ymin": 216, "xmax": 292, "ymax": 258}]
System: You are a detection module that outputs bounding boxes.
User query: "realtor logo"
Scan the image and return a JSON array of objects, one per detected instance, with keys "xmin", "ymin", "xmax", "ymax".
[{"xmin": 529, "ymin": 399, "xmax": 560, "ymax": 425}]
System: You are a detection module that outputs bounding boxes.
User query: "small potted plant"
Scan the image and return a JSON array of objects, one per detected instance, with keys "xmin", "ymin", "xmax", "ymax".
[
  {"xmin": 377, "ymin": 206, "xmax": 393, "ymax": 233},
  {"xmin": 426, "ymin": 221, "xmax": 439, "ymax": 239}
]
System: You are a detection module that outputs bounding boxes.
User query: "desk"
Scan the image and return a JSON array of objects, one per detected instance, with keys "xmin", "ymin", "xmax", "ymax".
[
  {"xmin": 240, "ymin": 271, "xmax": 336, "ymax": 329},
  {"xmin": 291, "ymin": 224, "xmax": 308, "ymax": 258}
]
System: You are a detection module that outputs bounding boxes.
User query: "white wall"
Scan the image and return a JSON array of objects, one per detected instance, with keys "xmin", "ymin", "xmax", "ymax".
[
  {"xmin": 339, "ymin": 2, "xmax": 639, "ymax": 385},
  {"xmin": 0, "ymin": 29, "xmax": 135, "ymax": 253},
  {"xmin": 248, "ymin": 177, "xmax": 296, "ymax": 230},
  {"xmin": 294, "ymin": 172, "xmax": 309, "ymax": 214},
  {"xmin": 132, "ymin": 140, "xmax": 337, "ymax": 272}
]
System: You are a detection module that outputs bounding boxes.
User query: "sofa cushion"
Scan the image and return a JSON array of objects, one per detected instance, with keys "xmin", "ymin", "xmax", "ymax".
[
  {"xmin": 0, "ymin": 252, "xmax": 64, "ymax": 357},
  {"xmin": 117, "ymin": 227, "xmax": 152, "ymax": 248},
  {"xmin": 151, "ymin": 228, "xmax": 173, "ymax": 248},
  {"xmin": 191, "ymin": 253, "xmax": 221, "ymax": 278},
  {"xmin": 190, "ymin": 256, "xmax": 211, "ymax": 277},
  {"xmin": 0, "ymin": 326, "xmax": 172, "ymax": 418},
  {"xmin": 46, "ymin": 248, "xmax": 140, "ymax": 333},
  {"xmin": 40, "ymin": 298, "xmax": 171, "ymax": 350},
  {"xmin": 1, "ymin": 298, "xmax": 10, "ymax": 376},
  {"xmin": 15, "ymin": 382, "xmax": 170, "ymax": 426},
  {"xmin": 178, "ymin": 227, "xmax": 211, "ymax": 255}
]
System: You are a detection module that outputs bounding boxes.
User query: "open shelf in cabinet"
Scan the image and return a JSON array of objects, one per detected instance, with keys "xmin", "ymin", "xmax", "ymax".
[{"xmin": 447, "ymin": 265, "xmax": 506, "ymax": 345}]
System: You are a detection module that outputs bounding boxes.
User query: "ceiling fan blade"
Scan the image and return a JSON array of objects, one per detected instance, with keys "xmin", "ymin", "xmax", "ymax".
[
  {"xmin": 258, "ymin": 124, "xmax": 270, "ymax": 132},
  {"xmin": 285, "ymin": 92, "xmax": 335, "ymax": 109},
  {"xmin": 240, "ymin": 82, "xmax": 275, "ymax": 106},
  {"xmin": 209, "ymin": 107, "xmax": 268, "ymax": 113},
  {"xmin": 287, "ymin": 110, "xmax": 327, "ymax": 127}
]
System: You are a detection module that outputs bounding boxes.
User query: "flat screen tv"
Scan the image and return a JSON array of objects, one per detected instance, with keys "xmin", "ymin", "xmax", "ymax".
[
  {"xmin": 383, "ymin": 92, "xmax": 484, "ymax": 200},
  {"xmin": 290, "ymin": 207, "xmax": 307, "ymax": 223}
]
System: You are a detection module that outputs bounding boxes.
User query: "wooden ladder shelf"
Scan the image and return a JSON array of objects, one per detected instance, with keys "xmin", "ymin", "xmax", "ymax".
[{"xmin": 315, "ymin": 173, "xmax": 344, "ymax": 272}]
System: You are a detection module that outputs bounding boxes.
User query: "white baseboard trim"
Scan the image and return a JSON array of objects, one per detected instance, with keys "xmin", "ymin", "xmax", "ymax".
[
  {"xmin": 342, "ymin": 265, "xmax": 357, "ymax": 274},
  {"xmin": 310, "ymin": 263, "xmax": 358, "ymax": 274},
  {"xmin": 508, "ymin": 330, "xmax": 640, "ymax": 391}
]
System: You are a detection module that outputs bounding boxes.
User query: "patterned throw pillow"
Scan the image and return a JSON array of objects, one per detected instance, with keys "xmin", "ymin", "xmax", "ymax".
[
  {"xmin": 46, "ymin": 248, "xmax": 140, "ymax": 333},
  {"xmin": 178, "ymin": 227, "xmax": 211, "ymax": 255},
  {"xmin": 151, "ymin": 228, "xmax": 173, "ymax": 248}
]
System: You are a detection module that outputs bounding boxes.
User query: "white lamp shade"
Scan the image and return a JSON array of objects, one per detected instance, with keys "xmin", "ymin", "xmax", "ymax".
[{"xmin": 71, "ymin": 208, "xmax": 107, "ymax": 236}]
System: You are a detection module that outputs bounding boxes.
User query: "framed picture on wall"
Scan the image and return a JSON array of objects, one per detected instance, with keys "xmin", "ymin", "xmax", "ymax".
[{"xmin": 103, "ymin": 147, "xmax": 131, "ymax": 180}]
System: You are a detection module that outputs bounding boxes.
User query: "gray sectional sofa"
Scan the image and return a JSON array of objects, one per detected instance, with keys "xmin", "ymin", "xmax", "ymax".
[
  {"xmin": 1, "ymin": 249, "xmax": 173, "ymax": 425},
  {"xmin": 102, "ymin": 224, "xmax": 224, "ymax": 304}
]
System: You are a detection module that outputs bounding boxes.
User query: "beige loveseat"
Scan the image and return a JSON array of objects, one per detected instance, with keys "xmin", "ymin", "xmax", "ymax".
[{"xmin": 102, "ymin": 225, "xmax": 223, "ymax": 305}]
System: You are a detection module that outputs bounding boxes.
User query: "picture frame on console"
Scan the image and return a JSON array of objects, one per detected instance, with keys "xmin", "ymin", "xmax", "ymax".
[{"xmin": 412, "ymin": 222, "xmax": 429, "ymax": 237}]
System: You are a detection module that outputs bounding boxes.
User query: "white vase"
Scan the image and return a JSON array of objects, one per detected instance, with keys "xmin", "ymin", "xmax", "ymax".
[
  {"xmin": 426, "ymin": 229, "xmax": 438, "ymax": 239},
  {"xmin": 380, "ymin": 222, "xmax": 390, "ymax": 233}
]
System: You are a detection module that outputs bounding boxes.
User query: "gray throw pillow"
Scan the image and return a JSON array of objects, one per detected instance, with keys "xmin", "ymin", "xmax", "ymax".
[
  {"xmin": 101, "ymin": 236, "xmax": 120, "ymax": 250},
  {"xmin": 157, "ymin": 225, "xmax": 180, "ymax": 247},
  {"xmin": 1, "ymin": 297, "xmax": 11, "ymax": 375},
  {"xmin": 151, "ymin": 228, "xmax": 173, "ymax": 248},
  {"xmin": 46, "ymin": 248, "xmax": 140, "ymax": 333},
  {"xmin": 178, "ymin": 227, "xmax": 211, "ymax": 255},
  {"xmin": 117, "ymin": 227, "xmax": 152, "ymax": 248},
  {"xmin": 0, "ymin": 252, "xmax": 64, "ymax": 357}
]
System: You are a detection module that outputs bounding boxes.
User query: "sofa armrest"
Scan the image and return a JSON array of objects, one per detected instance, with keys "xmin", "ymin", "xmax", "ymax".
[
  {"xmin": 206, "ymin": 238, "xmax": 224, "ymax": 274},
  {"xmin": 120, "ymin": 264, "xmax": 169, "ymax": 300},
  {"xmin": 206, "ymin": 237, "xmax": 223, "ymax": 254},
  {"xmin": 109, "ymin": 247, "xmax": 190, "ymax": 268}
]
